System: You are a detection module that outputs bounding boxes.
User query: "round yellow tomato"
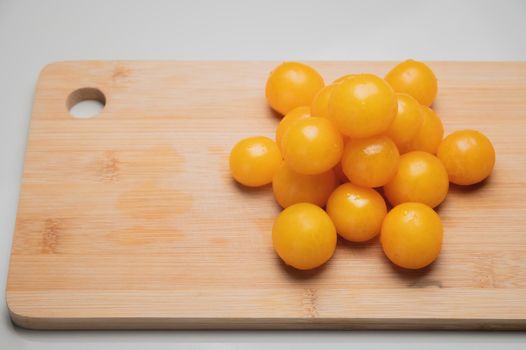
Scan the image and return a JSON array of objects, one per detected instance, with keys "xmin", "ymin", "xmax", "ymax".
[
  {"xmin": 341, "ymin": 136, "xmax": 399, "ymax": 188},
  {"xmin": 311, "ymin": 84, "xmax": 337, "ymax": 119},
  {"xmin": 265, "ymin": 62, "xmax": 325, "ymax": 115},
  {"xmin": 282, "ymin": 117, "xmax": 343, "ymax": 175},
  {"xmin": 385, "ymin": 93, "xmax": 423, "ymax": 148},
  {"xmin": 381, "ymin": 202, "xmax": 443, "ymax": 269},
  {"xmin": 437, "ymin": 129, "xmax": 496, "ymax": 185},
  {"xmin": 275, "ymin": 106, "xmax": 311, "ymax": 151},
  {"xmin": 329, "ymin": 74, "xmax": 397, "ymax": 138},
  {"xmin": 272, "ymin": 203, "xmax": 337, "ymax": 270},
  {"xmin": 272, "ymin": 163, "xmax": 337, "ymax": 208},
  {"xmin": 401, "ymin": 106, "xmax": 444, "ymax": 154},
  {"xmin": 326, "ymin": 183, "xmax": 387, "ymax": 242},
  {"xmin": 229, "ymin": 136, "xmax": 281, "ymax": 187},
  {"xmin": 332, "ymin": 73, "xmax": 356, "ymax": 84},
  {"xmin": 385, "ymin": 59, "xmax": 438, "ymax": 106},
  {"xmin": 384, "ymin": 151, "xmax": 449, "ymax": 208}
]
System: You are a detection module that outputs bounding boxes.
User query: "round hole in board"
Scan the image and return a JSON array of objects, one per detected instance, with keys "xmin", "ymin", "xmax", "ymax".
[{"xmin": 67, "ymin": 87, "xmax": 106, "ymax": 119}]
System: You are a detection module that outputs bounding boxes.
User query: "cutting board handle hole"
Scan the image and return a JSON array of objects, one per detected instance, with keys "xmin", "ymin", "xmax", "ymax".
[{"xmin": 67, "ymin": 87, "xmax": 106, "ymax": 119}]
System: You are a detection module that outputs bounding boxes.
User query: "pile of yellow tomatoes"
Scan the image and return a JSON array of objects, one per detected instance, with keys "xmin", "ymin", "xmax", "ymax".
[{"xmin": 229, "ymin": 60, "xmax": 495, "ymax": 271}]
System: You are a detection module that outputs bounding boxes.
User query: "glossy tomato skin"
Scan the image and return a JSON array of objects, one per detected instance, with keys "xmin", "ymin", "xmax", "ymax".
[
  {"xmin": 272, "ymin": 163, "xmax": 337, "ymax": 208},
  {"xmin": 327, "ymin": 183, "xmax": 387, "ymax": 242},
  {"xmin": 437, "ymin": 129, "xmax": 496, "ymax": 185},
  {"xmin": 229, "ymin": 136, "xmax": 281, "ymax": 187},
  {"xmin": 381, "ymin": 202, "xmax": 443, "ymax": 269},
  {"xmin": 329, "ymin": 74, "xmax": 397, "ymax": 139},
  {"xmin": 385, "ymin": 59, "xmax": 438, "ymax": 106},
  {"xmin": 311, "ymin": 84, "xmax": 338, "ymax": 119},
  {"xmin": 282, "ymin": 117, "xmax": 343, "ymax": 175},
  {"xmin": 272, "ymin": 203, "xmax": 337, "ymax": 270},
  {"xmin": 401, "ymin": 106, "xmax": 444, "ymax": 154},
  {"xmin": 265, "ymin": 62, "xmax": 325, "ymax": 115},
  {"xmin": 341, "ymin": 136, "xmax": 400, "ymax": 188},
  {"xmin": 384, "ymin": 151, "xmax": 449, "ymax": 208},
  {"xmin": 275, "ymin": 106, "xmax": 311, "ymax": 152},
  {"xmin": 385, "ymin": 93, "xmax": 423, "ymax": 148},
  {"xmin": 332, "ymin": 74, "xmax": 356, "ymax": 84}
]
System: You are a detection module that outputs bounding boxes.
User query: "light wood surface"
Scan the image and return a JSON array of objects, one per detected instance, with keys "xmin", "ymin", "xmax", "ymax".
[{"xmin": 6, "ymin": 61, "xmax": 526, "ymax": 330}]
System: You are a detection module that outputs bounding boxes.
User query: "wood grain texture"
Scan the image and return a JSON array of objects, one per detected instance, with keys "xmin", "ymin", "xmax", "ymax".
[{"xmin": 6, "ymin": 61, "xmax": 526, "ymax": 330}]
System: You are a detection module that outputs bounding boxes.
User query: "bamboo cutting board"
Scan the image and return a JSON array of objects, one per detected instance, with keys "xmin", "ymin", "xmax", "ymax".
[{"xmin": 6, "ymin": 61, "xmax": 526, "ymax": 330}]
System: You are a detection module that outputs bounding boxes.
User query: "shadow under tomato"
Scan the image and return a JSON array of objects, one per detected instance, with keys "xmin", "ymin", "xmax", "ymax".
[
  {"xmin": 337, "ymin": 235, "xmax": 379, "ymax": 251},
  {"xmin": 267, "ymin": 105, "xmax": 283, "ymax": 120},
  {"xmin": 275, "ymin": 255, "xmax": 332, "ymax": 280},
  {"xmin": 381, "ymin": 251, "xmax": 441, "ymax": 287},
  {"xmin": 374, "ymin": 186, "xmax": 394, "ymax": 211},
  {"xmin": 432, "ymin": 195, "xmax": 449, "ymax": 214},
  {"xmin": 231, "ymin": 178, "xmax": 272, "ymax": 194},
  {"xmin": 448, "ymin": 176, "xmax": 491, "ymax": 194}
]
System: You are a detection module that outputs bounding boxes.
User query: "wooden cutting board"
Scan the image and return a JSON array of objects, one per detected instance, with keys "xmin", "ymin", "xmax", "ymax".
[{"xmin": 6, "ymin": 61, "xmax": 526, "ymax": 330}]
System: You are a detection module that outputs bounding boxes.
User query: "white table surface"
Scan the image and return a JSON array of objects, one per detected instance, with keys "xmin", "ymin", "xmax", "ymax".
[{"xmin": 1, "ymin": 0, "xmax": 526, "ymax": 348}]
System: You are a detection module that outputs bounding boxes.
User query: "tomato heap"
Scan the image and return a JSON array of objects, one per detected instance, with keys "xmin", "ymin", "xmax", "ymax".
[{"xmin": 229, "ymin": 60, "xmax": 496, "ymax": 271}]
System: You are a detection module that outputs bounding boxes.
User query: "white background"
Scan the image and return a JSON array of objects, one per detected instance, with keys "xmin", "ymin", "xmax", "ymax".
[{"xmin": 1, "ymin": 0, "xmax": 526, "ymax": 348}]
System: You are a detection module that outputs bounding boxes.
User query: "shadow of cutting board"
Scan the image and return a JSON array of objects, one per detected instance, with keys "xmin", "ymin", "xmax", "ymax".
[{"xmin": 6, "ymin": 61, "xmax": 526, "ymax": 330}]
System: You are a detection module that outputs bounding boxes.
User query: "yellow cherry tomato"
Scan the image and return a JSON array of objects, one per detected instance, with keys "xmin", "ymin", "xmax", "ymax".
[
  {"xmin": 332, "ymin": 74, "xmax": 356, "ymax": 84},
  {"xmin": 310, "ymin": 84, "xmax": 337, "ymax": 119},
  {"xmin": 381, "ymin": 202, "xmax": 443, "ymax": 269},
  {"xmin": 437, "ymin": 129, "xmax": 496, "ymax": 185},
  {"xmin": 272, "ymin": 163, "xmax": 337, "ymax": 208},
  {"xmin": 385, "ymin": 59, "xmax": 438, "ymax": 106},
  {"xmin": 384, "ymin": 151, "xmax": 449, "ymax": 208},
  {"xmin": 329, "ymin": 74, "xmax": 397, "ymax": 138},
  {"xmin": 341, "ymin": 136, "xmax": 399, "ymax": 188},
  {"xmin": 265, "ymin": 62, "xmax": 325, "ymax": 115},
  {"xmin": 401, "ymin": 106, "xmax": 444, "ymax": 154},
  {"xmin": 229, "ymin": 136, "xmax": 281, "ymax": 187},
  {"xmin": 385, "ymin": 93, "xmax": 423, "ymax": 148},
  {"xmin": 282, "ymin": 117, "xmax": 343, "ymax": 175},
  {"xmin": 326, "ymin": 183, "xmax": 387, "ymax": 242},
  {"xmin": 272, "ymin": 203, "xmax": 337, "ymax": 270},
  {"xmin": 275, "ymin": 106, "xmax": 311, "ymax": 151}
]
